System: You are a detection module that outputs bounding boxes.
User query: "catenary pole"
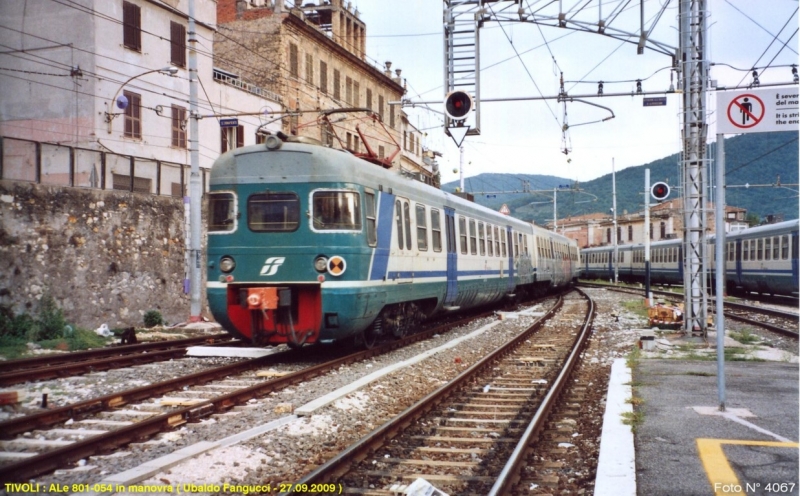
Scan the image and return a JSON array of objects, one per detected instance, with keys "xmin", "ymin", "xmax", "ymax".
[
  {"xmin": 715, "ymin": 134, "xmax": 726, "ymax": 410},
  {"xmin": 188, "ymin": 0, "xmax": 202, "ymax": 322},
  {"xmin": 645, "ymin": 168, "xmax": 651, "ymax": 302},
  {"xmin": 613, "ymin": 158, "xmax": 618, "ymax": 284}
]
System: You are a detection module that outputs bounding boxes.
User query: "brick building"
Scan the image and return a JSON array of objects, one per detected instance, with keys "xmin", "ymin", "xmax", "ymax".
[{"xmin": 214, "ymin": 0, "xmax": 433, "ymax": 181}]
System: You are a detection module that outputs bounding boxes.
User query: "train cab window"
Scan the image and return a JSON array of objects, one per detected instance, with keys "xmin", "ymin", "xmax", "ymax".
[
  {"xmin": 781, "ymin": 235, "xmax": 789, "ymax": 259},
  {"xmin": 459, "ymin": 216, "xmax": 467, "ymax": 254},
  {"xmin": 478, "ymin": 223, "xmax": 486, "ymax": 256},
  {"xmin": 765, "ymin": 238, "xmax": 771, "ymax": 260},
  {"xmin": 469, "ymin": 220, "xmax": 477, "ymax": 255},
  {"xmin": 403, "ymin": 202, "xmax": 412, "ymax": 250},
  {"xmin": 365, "ymin": 191, "xmax": 377, "ymax": 246},
  {"xmin": 495, "ymin": 227, "xmax": 501, "ymax": 256},
  {"xmin": 416, "ymin": 204, "xmax": 428, "ymax": 251},
  {"xmin": 395, "ymin": 200, "xmax": 404, "ymax": 249},
  {"xmin": 757, "ymin": 239, "xmax": 763, "ymax": 260},
  {"xmin": 208, "ymin": 192, "xmax": 236, "ymax": 233},
  {"xmin": 248, "ymin": 192, "xmax": 300, "ymax": 232},
  {"xmin": 487, "ymin": 225, "xmax": 494, "ymax": 256},
  {"xmin": 431, "ymin": 209, "xmax": 442, "ymax": 252},
  {"xmin": 773, "ymin": 237, "xmax": 780, "ymax": 260},
  {"xmin": 312, "ymin": 190, "xmax": 361, "ymax": 231}
]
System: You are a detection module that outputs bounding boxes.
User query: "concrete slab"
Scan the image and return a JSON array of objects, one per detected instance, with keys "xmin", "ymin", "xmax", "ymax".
[
  {"xmin": 185, "ymin": 346, "xmax": 275, "ymax": 358},
  {"xmin": 634, "ymin": 360, "xmax": 798, "ymax": 496},
  {"xmin": 594, "ymin": 358, "xmax": 636, "ymax": 496}
]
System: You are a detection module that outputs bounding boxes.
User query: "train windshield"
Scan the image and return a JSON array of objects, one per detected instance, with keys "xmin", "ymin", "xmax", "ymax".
[
  {"xmin": 247, "ymin": 192, "xmax": 300, "ymax": 232},
  {"xmin": 208, "ymin": 192, "xmax": 235, "ymax": 233},
  {"xmin": 312, "ymin": 190, "xmax": 361, "ymax": 230}
]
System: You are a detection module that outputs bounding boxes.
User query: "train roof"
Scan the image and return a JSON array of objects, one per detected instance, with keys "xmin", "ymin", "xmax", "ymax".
[{"xmin": 211, "ymin": 140, "xmax": 578, "ymax": 246}]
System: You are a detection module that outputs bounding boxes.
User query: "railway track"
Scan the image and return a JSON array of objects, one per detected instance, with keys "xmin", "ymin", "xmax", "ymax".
[
  {"xmin": 286, "ymin": 289, "xmax": 595, "ymax": 495},
  {"xmin": 0, "ymin": 334, "xmax": 234, "ymax": 387},
  {"xmin": 578, "ymin": 282, "xmax": 798, "ymax": 339},
  {"xmin": 0, "ymin": 305, "xmax": 511, "ymax": 482}
]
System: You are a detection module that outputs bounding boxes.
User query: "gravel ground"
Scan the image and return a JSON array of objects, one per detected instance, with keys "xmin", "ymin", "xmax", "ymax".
[{"xmin": 9, "ymin": 288, "xmax": 797, "ymax": 496}]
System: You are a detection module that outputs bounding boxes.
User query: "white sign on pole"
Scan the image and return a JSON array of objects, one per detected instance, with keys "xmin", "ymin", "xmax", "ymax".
[{"xmin": 717, "ymin": 87, "xmax": 799, "ymax": 134}]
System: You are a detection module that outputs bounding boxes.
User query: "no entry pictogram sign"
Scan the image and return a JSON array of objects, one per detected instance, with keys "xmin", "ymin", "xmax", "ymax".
[
  {"xmin": 717, "ymin": 87, "xmax": 799, "ymax": 134},
  {"xmin": 726, "ymin": 93, "xmax": 764, "ymax": 129}
]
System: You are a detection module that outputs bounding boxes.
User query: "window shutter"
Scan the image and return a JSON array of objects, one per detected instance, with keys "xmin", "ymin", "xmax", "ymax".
[
  {"xmin": 221, "ymin": 129, "xmax": 228, "ymax": 153},
  {"xmin": 236, "ymin": 125, "xmax": 244, "ymax": 148},
  {"xmin": 171, "ymin": 22, "xmax": 186, "ymax": 67}
]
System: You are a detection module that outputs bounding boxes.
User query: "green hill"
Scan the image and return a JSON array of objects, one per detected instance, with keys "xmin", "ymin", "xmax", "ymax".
[{"xmin": 442, "ymin": 131, "xmax": 798, "ymax": 225}]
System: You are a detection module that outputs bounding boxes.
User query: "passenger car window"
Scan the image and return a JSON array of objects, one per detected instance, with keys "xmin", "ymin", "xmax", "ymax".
[
  {"xmin": 431, "ymin": 209, "xmax": 442, "ymax": 252},
  {"xmin": 248, "ymin": 192, "xmax": 299, "ymax": 232},
  {"xmin": 312, "ymin": 190, "xmax": 361, "ymax": 230},
  {"xmin": 395, "ymin": 200, "xmax": 404, "ymax": 249},
  {"xmin": 365, "ymin": 191, "xmax": 376, "ymax": 246}
]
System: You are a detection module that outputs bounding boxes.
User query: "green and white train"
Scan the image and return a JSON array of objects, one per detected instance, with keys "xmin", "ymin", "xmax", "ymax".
[{"xmin": 206, "ymin": 136, "xmax": 580, "ymax": 348}]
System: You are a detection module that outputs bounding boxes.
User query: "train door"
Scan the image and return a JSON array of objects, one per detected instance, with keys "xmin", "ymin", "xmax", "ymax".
[
  {"xmin": 792, "ymin": 230, "xmax": 799, "ymax": 290},
  {"xmin": 506, "ymin": 227, "xmax": 515, "ymax": 293},
  {"xmin": 735, "ymin": 239, "xmax": 743, "ymax": 287},
  {"xmin": 444, "ymin": 208, "xmax": 458, "ymax": 306}
]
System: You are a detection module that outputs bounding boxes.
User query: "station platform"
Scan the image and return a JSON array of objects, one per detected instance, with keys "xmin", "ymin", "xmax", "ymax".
[{"xmin": 596, "ymin": 359, "xmax": 799, "ymax": 496}]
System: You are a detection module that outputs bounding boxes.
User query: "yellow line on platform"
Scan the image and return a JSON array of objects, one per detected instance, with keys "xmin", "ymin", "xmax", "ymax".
[{"xmin": 697, "ymin": 438, "xmax": 799, "ymax": 495}]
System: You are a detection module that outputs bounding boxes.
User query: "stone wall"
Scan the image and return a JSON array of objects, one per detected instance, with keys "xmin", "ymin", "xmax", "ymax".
[{"xmin": 0, "ymin": 180, "xmax": 202, "ymax": 330}]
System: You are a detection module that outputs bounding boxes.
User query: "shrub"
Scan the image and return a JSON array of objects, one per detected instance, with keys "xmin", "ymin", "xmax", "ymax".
[
  {"xmin": 34, "ymin": 294, "xmax": 67, "ymax": 341},
  {"xmin": 143, "ymin": 310, "xmax": 164, "ymax": 328}
]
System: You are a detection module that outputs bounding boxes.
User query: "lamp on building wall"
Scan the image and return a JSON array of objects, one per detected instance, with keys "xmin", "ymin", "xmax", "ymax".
[{"xmin": 105, "ymin": 66, "xmax": 179, "ymax": 133}]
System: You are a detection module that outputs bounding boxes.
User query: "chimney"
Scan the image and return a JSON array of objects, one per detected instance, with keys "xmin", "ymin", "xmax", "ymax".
[{"xmin": 384, "ymin": 61, "xmax": 392, "ymax": 77}]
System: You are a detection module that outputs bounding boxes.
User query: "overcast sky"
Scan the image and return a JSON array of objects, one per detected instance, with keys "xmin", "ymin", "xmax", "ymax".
[{"xmin": 350, "ymin": 0, "xmax": 799, "ymax": 187}]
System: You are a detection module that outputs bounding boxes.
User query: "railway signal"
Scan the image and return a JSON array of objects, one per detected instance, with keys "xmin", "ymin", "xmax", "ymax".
[
  {"xmin": 444, "ymin": 90, "xmax": 473, "ymax": 121},
  {"xmin": 650, "ymin": 182, "xmax": 670, "ymax": 202}
]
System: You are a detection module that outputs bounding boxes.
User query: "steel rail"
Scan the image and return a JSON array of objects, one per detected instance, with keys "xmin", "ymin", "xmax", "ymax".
[
  {"xmin": 0, "ymin": 307, "xmax": 500, "ymax": 481},
  {"xmin": 281, "ymin": 296, "xmax": 567, "ymax": 494},
  {"xmin": 489, "ymin": 288, "xmax": 596, "ymax": 494},
  {"xmin": 578, "ymin": 283, "xmax": 798, "ymax": 339},
  {"xmin": 0, "ymin": 334, "xmax": 232, "ymax": 375}
]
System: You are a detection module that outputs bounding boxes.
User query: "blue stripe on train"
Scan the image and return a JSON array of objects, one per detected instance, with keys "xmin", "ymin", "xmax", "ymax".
[{"xmin": 369, "ymin": 192, "xmax": 396, "ymax": 281}]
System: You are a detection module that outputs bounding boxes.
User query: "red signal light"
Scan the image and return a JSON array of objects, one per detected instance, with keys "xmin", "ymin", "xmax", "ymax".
[{"xmin": 650, "ymin": 182, "xmax": 670, "ymax": 201}]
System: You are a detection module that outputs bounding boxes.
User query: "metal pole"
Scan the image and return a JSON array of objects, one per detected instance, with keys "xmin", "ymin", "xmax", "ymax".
[
  {"xmin": 459, "ymin": 146, "xmax": 464, "ymax": 192},
  {"xmin": 645, "ymin": 168, "xmax": 651, "ymax": 302},
  {"xmin": 613, "ymin": 158, "xmax": 618, "ymax": 284},
  {"xmin": 715, "ymin": 134, "xmax": 726, "ymax": 410},
  {"xmin": 553, "ymin": 188, "xmax": 557, "ymax": 231},
  {"xmin": 188, "ymin": 0, "xmax": 202, "ymax": 322}
]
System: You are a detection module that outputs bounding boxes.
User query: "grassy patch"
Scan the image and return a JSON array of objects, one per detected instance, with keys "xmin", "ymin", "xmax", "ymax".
[
  {"xmin": 626, "ymin": 346, "xmax": 642, "ymax": 369},
  {"xmin": 621, "ymin": 410, "xmax": 645, "ymax": 432},
  {"xmin": 622, "ymin": 299, "xmax": 650, "ymax": 320},
  {"xmin": 685, "ymin": 371, "xmax": 715, "ymax": 377},
  {"xmin": 730, "ymin": 329, "xmax": 760, "ymax": 345}
]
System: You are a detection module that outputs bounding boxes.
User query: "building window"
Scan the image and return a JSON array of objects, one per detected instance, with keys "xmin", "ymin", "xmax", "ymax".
[
  {"xmin": 123, "ymin": 1, "xmax": 141, "ymax": 51},
  {"xmin": 366, "ymin": 88, "xmax": 372, "ymax": 109},
  {"xmin": 333, "ymin": 69, "xmax": 341, "ymax": 100},
  {"xmin": 221, "ymin": 125, "xmax": 244, "ymax": 153},
  {"xmin": 305, "ymin": 53, "xmax": 313, "ymax": 83},
  {"xmin": 378, "ymin": 94, "xmax": 384, "ymax": 121},
  {"xmin": 289, "ymin": 43, "xmax": 298, "ymax": 78},
  {"xmin": 606, "ymin": 228, "xmax": 611, "ymax": 244},
  {"xmin": 345, "ymin": 76, "xmax": 352, "ymax": 104},
  {"xmin": 660, "ymin": 222, "xmax": 666, "ymax": 239},
  {"xmin": 170, "ymin": 22, "xmax": 186, "ymax": 68},
  {"xmin": 628, "ymin": 225, "xmax": 633, "ymax": 241},
  {"xmin": 123, "ymin": 90, "xmax": 141, "ymax": 139},
  {"xmin": 319, "ymin": 61, "xmax": 328, "ymax": 93},
  {"xmin": 171, "ymin": 105, "xmax": 186, "ymax": 148},
  {"xmin": 378, "ymin": 145, "xmax": 384, "ymax": 158},
  {"xmin": 650, "ymin": 223, "xmax": 653, "ymax": 240},
  {"xmin": 389, "ymin": 104, "xmax": 395, "ymax": 128},
  {"xmin": 353, "ymin": 81, "xmax": 359, "ymax": 106},
  {"xmin": 617, "ymin": 227, "xmax": 622, "ymax": 244}
]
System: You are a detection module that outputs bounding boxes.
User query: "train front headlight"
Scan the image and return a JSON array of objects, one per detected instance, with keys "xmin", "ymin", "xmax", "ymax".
[
  {"xmin": 314, "ymin": 256, "xmax": 328, "ymax": 273},
  {"xmin": 219, "ymin": 256, "xmax": 236, "ymax": 273}
]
